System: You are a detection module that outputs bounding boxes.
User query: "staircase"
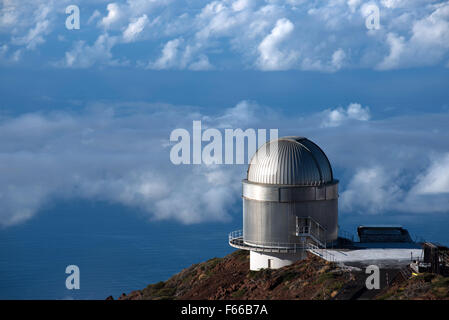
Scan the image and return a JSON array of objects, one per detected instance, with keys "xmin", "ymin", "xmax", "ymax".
[
  {"xmin": 296, "ymin": 216, "xmax": 336, "ymax": 262},
  {"xmin": 399, "ymin": 266, "xmax": 413, "ymax": 280},
  {"xmin": 307, "ymin": 242, "xmax": 336, "ymax": 262}
]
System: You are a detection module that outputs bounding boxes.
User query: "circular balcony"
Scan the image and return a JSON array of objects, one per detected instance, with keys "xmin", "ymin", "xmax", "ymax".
[{"xmin": 228, "ymin": 230, "xmax": 307, "ymax": 253}]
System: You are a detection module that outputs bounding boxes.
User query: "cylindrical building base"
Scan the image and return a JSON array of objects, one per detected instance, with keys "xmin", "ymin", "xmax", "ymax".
[{"xmin": 250, "ymin": 250, "xmax": 307, "ymax": 271}]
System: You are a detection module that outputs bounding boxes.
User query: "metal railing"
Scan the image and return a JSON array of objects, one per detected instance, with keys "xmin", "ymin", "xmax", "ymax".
[
  {"xmin": 229, "ymin": 229, "xmax": 336, "ymax": 262},
  {"xmin": 307, "ymin": 242, "xmax": 336, "ymax": 262},
  {"xmin": 229, "ymin": 217, "xmax": 340, "ymax": 261},
  {"xmin": 295, "ymin": 216, "xmax": 329, "ymax": 248},
  {"xmin": 400, "ymin": 266, "xmax": 413, "ymax": 280},
  {"xmin": 228, "ymin": 230, "xmax": 308, "ymax": 253}
]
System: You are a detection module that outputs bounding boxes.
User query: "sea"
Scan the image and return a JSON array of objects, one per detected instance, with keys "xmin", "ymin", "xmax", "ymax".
[{"xmin": 0, "ymin": 199, "xmax": 448, "ymax": 299}]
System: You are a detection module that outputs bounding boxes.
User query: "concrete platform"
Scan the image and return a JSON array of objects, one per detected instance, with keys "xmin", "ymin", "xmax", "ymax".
[{"xmin": 326, "ymin": 248, "xmax": 423, "ymax": 267}]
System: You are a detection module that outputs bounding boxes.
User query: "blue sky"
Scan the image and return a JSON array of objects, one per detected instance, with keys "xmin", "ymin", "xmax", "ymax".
[{"xmin": 1, "ymin": 1, "xmax": 449, "ymax": 232}]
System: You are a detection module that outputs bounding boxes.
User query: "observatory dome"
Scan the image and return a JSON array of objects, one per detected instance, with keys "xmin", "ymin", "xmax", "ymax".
[{"xmin": 247, "ymin": 136, "xmax": 333, "ymax": 186}]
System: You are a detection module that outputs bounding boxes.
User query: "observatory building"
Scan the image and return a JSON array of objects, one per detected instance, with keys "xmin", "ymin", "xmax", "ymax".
[{"xmin": 229, "ymin": 136, "xmax": 339, "ymax": 271}]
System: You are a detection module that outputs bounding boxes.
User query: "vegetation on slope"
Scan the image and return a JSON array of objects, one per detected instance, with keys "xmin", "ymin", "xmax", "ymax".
[
  {"xmin": 114, "ymin": 250, "xmax": 358, "ymax": 300},
  {"xmin": 111, "ymin": 250, "xmax": 449, "ymax": 300},
  {"xmin": 377, "ymin": 273, "xmax": 449, "ymax": 300}
]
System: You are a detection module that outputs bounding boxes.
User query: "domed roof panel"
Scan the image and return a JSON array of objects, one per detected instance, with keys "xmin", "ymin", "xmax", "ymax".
[{"xmin": 247, "ymin": 137, "xmax": 333, "ymax": 186}]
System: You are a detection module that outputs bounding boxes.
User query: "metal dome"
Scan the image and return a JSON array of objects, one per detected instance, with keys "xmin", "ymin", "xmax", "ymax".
[{"xmin": 247, "ymin": 136, "xmax": 333, "ymax": 186}]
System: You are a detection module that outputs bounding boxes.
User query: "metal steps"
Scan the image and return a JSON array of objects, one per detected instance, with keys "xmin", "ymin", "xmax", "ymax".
[
  {"xmin": 307, "ymin": 242, "xmax": 336, "ymax": 262},
  {"xmin": 399, "ymin": 266, "xmax": 413, "ymax": 280}
]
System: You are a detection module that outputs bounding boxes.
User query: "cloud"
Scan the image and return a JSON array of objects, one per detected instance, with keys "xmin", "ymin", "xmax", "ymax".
[
  {"xmin": 300, "ymin": 48, "xmax": 347, "ymax": 72},
  {"xmin": 347, "ymin": 0, "xmax": 362, "ymax": 13},
  {"xmin": 340, "ymin": 166, "xmax": 404, "ymax": 214},
  {"xmin": 232, "ymin": 0, "xmax": 252, "ymax": 12},
  {"xmin": 0, "ymin": 102, "xmax": 247, "ymax": 227},
  {"xmin": 3, "ymin": 0, "xmax": 449, "ymax": 70},
  {"xmin": 377, "ymin": 33, "xmax": 406, "ymax": 70},
  {"xmin": 257, "ymin": 18, "xmax": 297, "ymax": 71},
  {"xmin": 340, "ymin": 156, "xmax": 449, "ymax": 216},
  {"xmin": 188, "ymin": 54, "xmax": 213, "ymax": 70},
  {"xmin": 315, "ymin": 111, "xmax": 449, "ymax": 216},
  {"xmin": 2, "ymin": 99, "xmax": 449, "ymax": 227},
  {"xmin": 100, "ymin": 3, "xmax": 122, "ymax": 30},
  {"xmin": 321, "ymin": 103, "xmax": 370, "ymax": 127},
  {"xmin": 146, "ymin": 38, "xmax": 213, "ymax": 70},
  {"xmin": 148, "ymin": 38, "xmax": 183, "ymax": 69},
  {"xmin": 0, "ymin": 1, "xmax": 19, "ymax": 30},
  {"xmin": 376, "ymin": 2, "xmax": 449, "ymax": 69},
  {"xmin": 12, "ymin": 19, "xmax": 50, "ymax": 50},
  {"xmin": 60, "ymin": 7, "xmax": 156, "ymax": 68},
  {"xmin": 331, "ymin": 48, "xmax": 346, "ymax": 70},
  {"xmin": 61, "ymin": 34, "xmax": 124, "ymax": 68},
  {"xmin": 413, "ymin": 153, "xmax": 449, "ymax": 195},
  {"xmin": 380, "ymin": 0, "xmax": 436, "ymax": 9},
  {"xmin": 8, "ymin": 2, "xmax": 53, "ymax": 52},
  {"xmin": 87, "ymin": 10, "xmax": 101, "ymax": 25},
  {"xmin": 215, "ymin": 100, "xmax": 267, "ymax": 127},
  {"xmin": 122, "ymin": 14, "xmax": 149, "ymax": 42}
]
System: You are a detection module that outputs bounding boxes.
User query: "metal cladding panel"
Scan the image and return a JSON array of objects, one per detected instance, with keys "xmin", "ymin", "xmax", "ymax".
[
  {"xmin": 316, "ymin": 186, "xmax": 326, "ymax": 200},
  {"xmin": 243, "ymin": 199, "xmax": 295, "ymax": 245},
  {"xmin": 295, "ymin": 199, "xmax": 339, "ymax": 241},
  {"xmin": 326, "ymin": 182, "xmax": 338, "ymax": 199},
  {"xmin": 243, "ymin": 180, "xmax": 338, "ymax": 202},
  {"xmin": 279, "ymin": 187, "xmax": 316, "ymax": 202},
  {"xmin": 247, "ymin": 137, "xmax": 333, "ymax": 186},
  {"xmin": 243, "ymin": 182, "xmax": 279, "ymax": 202},
  {"xmin": 243, "ymin": 198, "xmax": 339, "ymax": 245}
]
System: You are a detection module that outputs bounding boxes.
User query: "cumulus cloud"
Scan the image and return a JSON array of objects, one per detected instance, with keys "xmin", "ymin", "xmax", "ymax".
[
  {"xmin": 413, "ymin": 153, "xmax": 449, "ymax": 195},
  {"xmin": 331, "ymin": 48, "xmax": 346, "ymax": 70},
  {"xmin": 2, "ymin": 0, "xmax": 449, "ymax": 70},
  {"xmin": 376, "ymin": 2, "xmax": 449, "ymax": 69},
  {"xmin": 317, "ymin": 110, "xmax": 449, "ymax": 216},
  {"xmin": 148, "ymin": 38, "xmax": 183, "ymax": 69},
  {"xmin": 188, "ymin": 54, "xmax": 213, "ymax": 70},
  {"xmin": 100, "ymin": 3, "xmax": 123, "ymax": 30},
  {"xmin": 377, "ymin": 33, "xmax": 406, "ymax": 70},
  {"xmin": 340, "ymin": 166, "xmax": 405, "ymax": 214},
  {"xmin": 340, "ymin": 156, "xmax": 449, "ymax": 216},
  {"xmin": 214, "ymin": 100, "xmax": 271, "ymax": 128},
  {"xmin": 232, "ymin": 0, "xmax": 252, "ymax": 12},
  {"xmin": 146, "ymin": 38, "xmax": 213, "ymax": 70},
  {"xmin": 61, "ymin": 34, "xmax": 124, "ymax": 68},
  {"xmin": 122, "ymin": 14, "xmax": 149, "ymax": 42},
  {"xmin": 321, "ymin": 103, "xmax": 371, "ymax": 127},
  {"xmin": 7, "ymin": 2, "xmax": 53, "ymax": 52},
  {"xmin": 257, "ymin": 18, "xmax": 298, "ymax": 71}
]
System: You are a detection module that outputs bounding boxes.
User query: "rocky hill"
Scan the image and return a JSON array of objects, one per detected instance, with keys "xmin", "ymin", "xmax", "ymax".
[{"xmin": 110, "ymin": 250, "xmax": 449, "ymax": 300}]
